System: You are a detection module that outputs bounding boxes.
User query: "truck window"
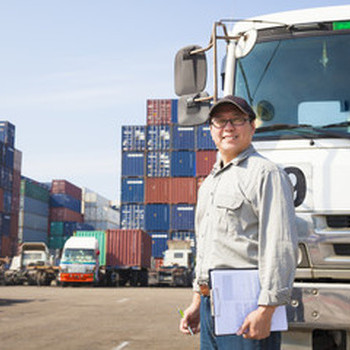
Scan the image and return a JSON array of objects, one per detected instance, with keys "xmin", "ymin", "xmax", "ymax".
[
  {"xmin": 234, "ymin": 31, "xmax": 350, "ymax": 138},
  {"xmin": 61, "ymin": 249, "xmax": 95, "ymax": 263}
]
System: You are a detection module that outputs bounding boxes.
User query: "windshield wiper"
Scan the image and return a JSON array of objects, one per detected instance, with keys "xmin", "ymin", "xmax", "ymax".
[
  {"xmin": 255, "ymin": 123, "xmax": 350, "ymax": 139},
  {"xmin": 321, "ymin": 121, "xmax": 350, "ymax": 129}
]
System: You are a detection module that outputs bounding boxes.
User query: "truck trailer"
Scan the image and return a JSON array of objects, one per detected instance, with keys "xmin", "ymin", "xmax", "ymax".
[
  {"xmin": 58, "ymin": 230, "xmax": 151, "ymax": 287},
  {"xmin": 174, "ymin": 5, "xmax": 350, "ymax": 349}
]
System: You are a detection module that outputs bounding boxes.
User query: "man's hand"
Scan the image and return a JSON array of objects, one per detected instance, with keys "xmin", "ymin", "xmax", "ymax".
[
  {"xmin": 237, "ymin": 305, "xmax": 276, "ymax": 340},
  {"xmin": 179, "ymin": 292, "xmax": 201, "ymax": 335}
]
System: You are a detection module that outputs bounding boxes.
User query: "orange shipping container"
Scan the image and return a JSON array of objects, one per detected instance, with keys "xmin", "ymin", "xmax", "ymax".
[
  {"xmin": 169, "ymin": 177, "xmax": 197, "ymax": 204},
  {"xmin": 50, "ymin": 207, "xmax": 83, "ymax": 223},
  {"xmin": 145, "ymin": 178, "xmax": 170, "ymax": 203},
  {"xmin": 106, "ymin": 229, "xmax": 152, "ymax": 269},
  {"xmin": 196, "ymin": 150, "xmax": 217, "ymax": 177}
]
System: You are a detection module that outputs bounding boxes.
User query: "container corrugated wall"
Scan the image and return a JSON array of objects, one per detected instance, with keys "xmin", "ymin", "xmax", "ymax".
[
  {"xmin": 196, "ymin": 124, "xmax": 216, "ymax": 150},
  {"xmin": 51, "ymin": 180, "xmax": 82, "ymax": 201},
  {"xmin": 172, "ymin": 126, "xmax": 195, "ymax": 150},
  {"xmin": 171, "ymin": 151, "xmax": 196, "ymax": 177},
  {"xmin": 145, "ymin": 178, "xmax": 170, "ymax": 203},
  {"xmin": 106, "ymin": 229, "xmax": 152, "ymax": 269},
  {"xmin": 121, "ymin": 178, "xmax": 144, "ymax": 203},
  {"xmin": 169, "ymin": 178, "xmax": 197, "ymax": 204},
  {"xmin": 122, "ymin": 152, "xmax": 145, "ymax": 177},
  {"xmin": 50, "ymin": 207, "xmax": 83, "ymax": 222},
  {"xmin": 196, "ymin": 150, "xmax": 217, "ymax": 177},
  {"xmin": 74, "ymin": 230, "xmax": 107, "ymax": 266},
  {"xmin": 171, "ymin": 204, "xmax": 195, "ymax": 231},
  {"xmin": 145, "ymin": 204, "xmax": 170, "ymax": 231},
  {"xmin": 151, "ymin": 232, "xmax": 168, "ymax": 258},
  {"xmin": 50, "ymin": 193, "xmax": 81, "ymax": 213},
  {"xmin": 122, "ymin": 126, "xmax": 146, "ymax": 151}
]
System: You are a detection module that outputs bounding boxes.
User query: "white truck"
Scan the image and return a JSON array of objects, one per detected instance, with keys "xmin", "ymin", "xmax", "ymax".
[
  {"xmin": 58, "ymin": 236, "xmax": 100, "ymax": 286},
  {"xmin": 148, "ymin": 240, "xmax": 193, "ymax": 287},
  {"xmin": 174, "ymin": 5, "xmax": 350, "ymax": 349},
  {"xmin": 4, "ymin": 242, "xmax": 58, "ymax": 286}
]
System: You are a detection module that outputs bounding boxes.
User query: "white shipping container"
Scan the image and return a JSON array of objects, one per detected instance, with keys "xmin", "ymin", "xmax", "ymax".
[{"xmin": 84, "ymin": 206, "xmax": 119, "ymax": 224}]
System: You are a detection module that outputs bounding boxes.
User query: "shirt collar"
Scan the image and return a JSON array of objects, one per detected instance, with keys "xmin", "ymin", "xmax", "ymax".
[{"xmin": 212, "ymin": 145, "xmax": 256, "ymax": 174}]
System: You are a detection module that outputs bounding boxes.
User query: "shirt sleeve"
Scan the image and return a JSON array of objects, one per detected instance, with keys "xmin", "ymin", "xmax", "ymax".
[{"xmin": 256, "ymin": 168, "xmax": 298, "ymax": 305}]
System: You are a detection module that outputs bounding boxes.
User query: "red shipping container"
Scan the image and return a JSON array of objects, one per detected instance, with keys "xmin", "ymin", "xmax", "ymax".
[
  {"xmin": 145, "ymin": 178, "xmax": 170, "ymax": 203},
  {"xmin": 169, "ymin": 177, "xmax": 197, "ymax": 204},
  {"xmin": 196, "ymin": 150, "xmax": 217, "ymax": 177},
  {"xmin": 10, "ymin": 213, "xmax": 19, "ymax": 238},
  {"xmin": 1, "ymin": 236, "xmax": 17, "ymax": 257},
  {"xmin": 0, "ymin": 187, "xmax": 4, "ymax": 212},
  {"xmin": 106, "ymin": 229, "xmax": 152, "ymax": 269},
  {"xmin": 51, "ymin": 180, "xmax": 82, "ymax": 201},
  {"xmin": 146, "ymin": 99, "xmax": 172, "ymax": 125},
  {"xmin": 50, "ymin": 207, "xmax": 83, "ymax": 223}
]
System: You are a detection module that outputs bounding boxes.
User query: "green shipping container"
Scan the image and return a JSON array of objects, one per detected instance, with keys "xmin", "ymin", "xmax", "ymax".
[
  {"xmin": 74, "ymin": 230, "xmax": 106, "ymax": 266},
  {"xmin": 49, "ymin": 235, "xmax": 70, "ymax": 250},
  {"xmin": 20, "ymin": 179, "xmax": 50, "ymax": 203}
]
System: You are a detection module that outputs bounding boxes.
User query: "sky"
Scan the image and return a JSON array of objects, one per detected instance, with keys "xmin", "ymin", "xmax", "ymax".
[{"xmin": 0, "ymin": 0, "xmax": 349, "ymax": 203}]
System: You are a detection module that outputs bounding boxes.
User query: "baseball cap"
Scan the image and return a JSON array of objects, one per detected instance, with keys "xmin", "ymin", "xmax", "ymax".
[{"xmin": 208, "ymin": 95, "xmax": 256, "ymax": 121}]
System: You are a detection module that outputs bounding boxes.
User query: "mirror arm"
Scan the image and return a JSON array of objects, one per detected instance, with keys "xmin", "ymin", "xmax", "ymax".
[{"xmin": 189, "ymin": 22, "xmax": 241, "ymax": 103}]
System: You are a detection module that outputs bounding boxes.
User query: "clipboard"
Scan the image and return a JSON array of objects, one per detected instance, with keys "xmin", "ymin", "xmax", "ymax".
[{"xmin": 209, "ymin": 268, "xmax": 288, "ymax": 336}]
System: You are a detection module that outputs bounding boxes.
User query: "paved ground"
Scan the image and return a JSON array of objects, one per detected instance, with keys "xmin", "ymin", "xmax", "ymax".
[{"xmin": 0, "ymin": 286, "xmax": 200, "ymax": 350}]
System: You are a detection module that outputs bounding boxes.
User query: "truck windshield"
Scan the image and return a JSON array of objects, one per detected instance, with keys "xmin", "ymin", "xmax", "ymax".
[
  {"xmin": 22, "ymin": 252, "xmax": 44, "ymax": 266},
  {"xmin": 234, "ymin": 30, "xmax": 350, "ymax": 140},
  {"xmin": 61, "ymin": 249, "xmax": 95, "ymax": 263}
]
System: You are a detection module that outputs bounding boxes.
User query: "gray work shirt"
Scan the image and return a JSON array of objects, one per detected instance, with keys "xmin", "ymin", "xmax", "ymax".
[{"xmin": 194, "ymin": 145, "xmax": 298, "ymax": 306}]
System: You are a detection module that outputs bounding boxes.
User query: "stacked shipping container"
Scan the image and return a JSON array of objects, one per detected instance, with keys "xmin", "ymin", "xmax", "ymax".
[
  {"xmin": 18, "ymin": 177, "xmax": 50, "ymax": 244},
  {"xmin": 49, "ymin": 180, "xmax": 86, "ymax": 250},
  {"xmin": 82, "ymin": 188, "xmax": 120, "ymax": 230},
  {"xmin": 120, "ymin": 99, "xmax": 218, "ymax": 261},
  {"xmin": 0, "ymin": 121, "xmax": 22, "ymax": 257}
]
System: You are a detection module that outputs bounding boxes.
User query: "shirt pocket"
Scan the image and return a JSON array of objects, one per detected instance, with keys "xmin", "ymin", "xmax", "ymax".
[{"xmin": 214, "ymin": 195, "xmax": 244, "ymax": 234}]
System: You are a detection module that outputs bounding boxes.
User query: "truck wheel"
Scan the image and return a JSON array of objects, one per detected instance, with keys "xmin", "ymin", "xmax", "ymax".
[
  {"xmin": 130, "ymin": 272, "xmax": 139, "ymax": 287},
  {"xmin": 139, "ymin": 270, "xmax": 148, "ymax": 287}
]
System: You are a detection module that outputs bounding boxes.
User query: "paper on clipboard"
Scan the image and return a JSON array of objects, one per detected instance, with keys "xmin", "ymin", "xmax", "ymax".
[{"xmin": 210, "ymin": 269, "xmax": 288, "ymax": 336}]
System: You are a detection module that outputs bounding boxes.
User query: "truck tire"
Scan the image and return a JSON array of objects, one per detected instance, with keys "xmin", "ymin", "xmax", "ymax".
[{"xmin": 139, "ymin": 270, "xmax": 148, "ymax": 287}]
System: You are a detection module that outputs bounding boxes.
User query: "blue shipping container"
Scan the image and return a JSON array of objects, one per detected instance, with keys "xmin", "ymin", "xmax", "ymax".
[
  {"xmin": 146, "ymin": 125, "xmax": 171, "ymax": 150},
  {"xmin": 3, "ymin": 190, "xmax": 12, "ymax": 213},
  {"xmin": 147, "ymin": 152, "xmax": 170, "ymax": 177},
  {"xmin": 196, "ymin": 124, "xmax": 216, "ymax": 150},
  {"xmin": 171, "ymin": 205, "xmax": 195, "ymax": 230},
  {"xmin": 50, "ymin": 193, "xmax": 81, "ymax": 213},
  {"xmin": 1, "ymin": 213, "xmax": 11, "ymax": 236},
  {"xmin": 145, "ymin": 204, "xmax": 170, "ymax": 231},
  {"xmin": 22, "ymin": 228, "xmax": 48, "ymax": 244},
  {"xmin": 4, "ymin": 146, "xmax": 14, "ymax": 169},
  {"xmin": 171, "ymin": 100, "xmax": 178, "ymax": 124},
  {"xmin": 151, "ymin": 232, "xmax": 169, "ymax": 258},
  {"xmin": 0, "ymin": 121, "xmax": 15, "ymax": 148},
  {"xmin": 172, "ymin": 126, "xmax": 195, "ymax": 150},
  {"xmin": 22, "ymin": 212, "xmax": 49, "ymax": 231},
  {"xmin": 122, "ymin": 152, "xmax": 145, "ymax": 177},
  {"xmin": 122, "ymin": 125, "xmax": 146, "ymax": 151},
  {"xmin": 170, "ymin": 151, "xmax": 196, "ymax": 177},
  {"xmin": 121, "ymin": 178, "xmax": 144, "ymax": 203},
  {"xmin": 121, "ymin": 204, "xmax": 145, "ymax": 229},
  {"xmin": 0, "ymin": 167, "xmax": 12, "ymax": 191},
  {"xmin": 23, "ymin": 196, "xmax": 49, "ymax": 216}
]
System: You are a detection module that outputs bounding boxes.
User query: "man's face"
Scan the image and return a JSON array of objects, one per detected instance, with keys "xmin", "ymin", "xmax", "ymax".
[{"xmin": 210, "ymin": 103, "xmax": 256, "ymax": 164}]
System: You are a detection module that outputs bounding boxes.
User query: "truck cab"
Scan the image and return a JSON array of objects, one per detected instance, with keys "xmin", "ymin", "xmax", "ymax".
[
  {"xmin": 59, "ymin": 236, "xmax": 100, "ymax": 285},
  {"xmin": 174, "ymin": 5, "xmax": 350, "ymax": 349}
]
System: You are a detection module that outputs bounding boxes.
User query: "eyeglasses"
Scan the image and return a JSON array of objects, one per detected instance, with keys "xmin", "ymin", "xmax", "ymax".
[{"xmin": 210, "ymin": 117, "xmax": 250, "ymax": 129}]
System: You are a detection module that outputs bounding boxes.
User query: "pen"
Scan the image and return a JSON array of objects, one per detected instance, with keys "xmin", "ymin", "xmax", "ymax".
[{"xmin": 177, "ymin": 307, "xmax": 194, "ymax": 336}]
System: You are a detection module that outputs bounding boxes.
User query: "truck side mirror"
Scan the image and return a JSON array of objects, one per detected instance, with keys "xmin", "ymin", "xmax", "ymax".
[
  {"xmin": 178, "ymin": 92, "xmax": 211, "ymax": 126},
  {"xmin": 174, "ymin": 45, "xmax": 207, "ymax": 96}
]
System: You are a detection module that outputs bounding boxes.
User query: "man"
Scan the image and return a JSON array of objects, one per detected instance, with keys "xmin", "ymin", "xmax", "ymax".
[{"xmin": 179, "ymin": 95, "xmax": 298, "ymax": 349}]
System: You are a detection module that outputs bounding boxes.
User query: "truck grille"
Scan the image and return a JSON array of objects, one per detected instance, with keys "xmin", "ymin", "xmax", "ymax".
[
  {"xmin": 326, "ymin": 215, "xmax": 350, "ymax": 228},
  {"xmin": 333, "ymin": 244, "xmax": 350, "ymax": 256}
]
